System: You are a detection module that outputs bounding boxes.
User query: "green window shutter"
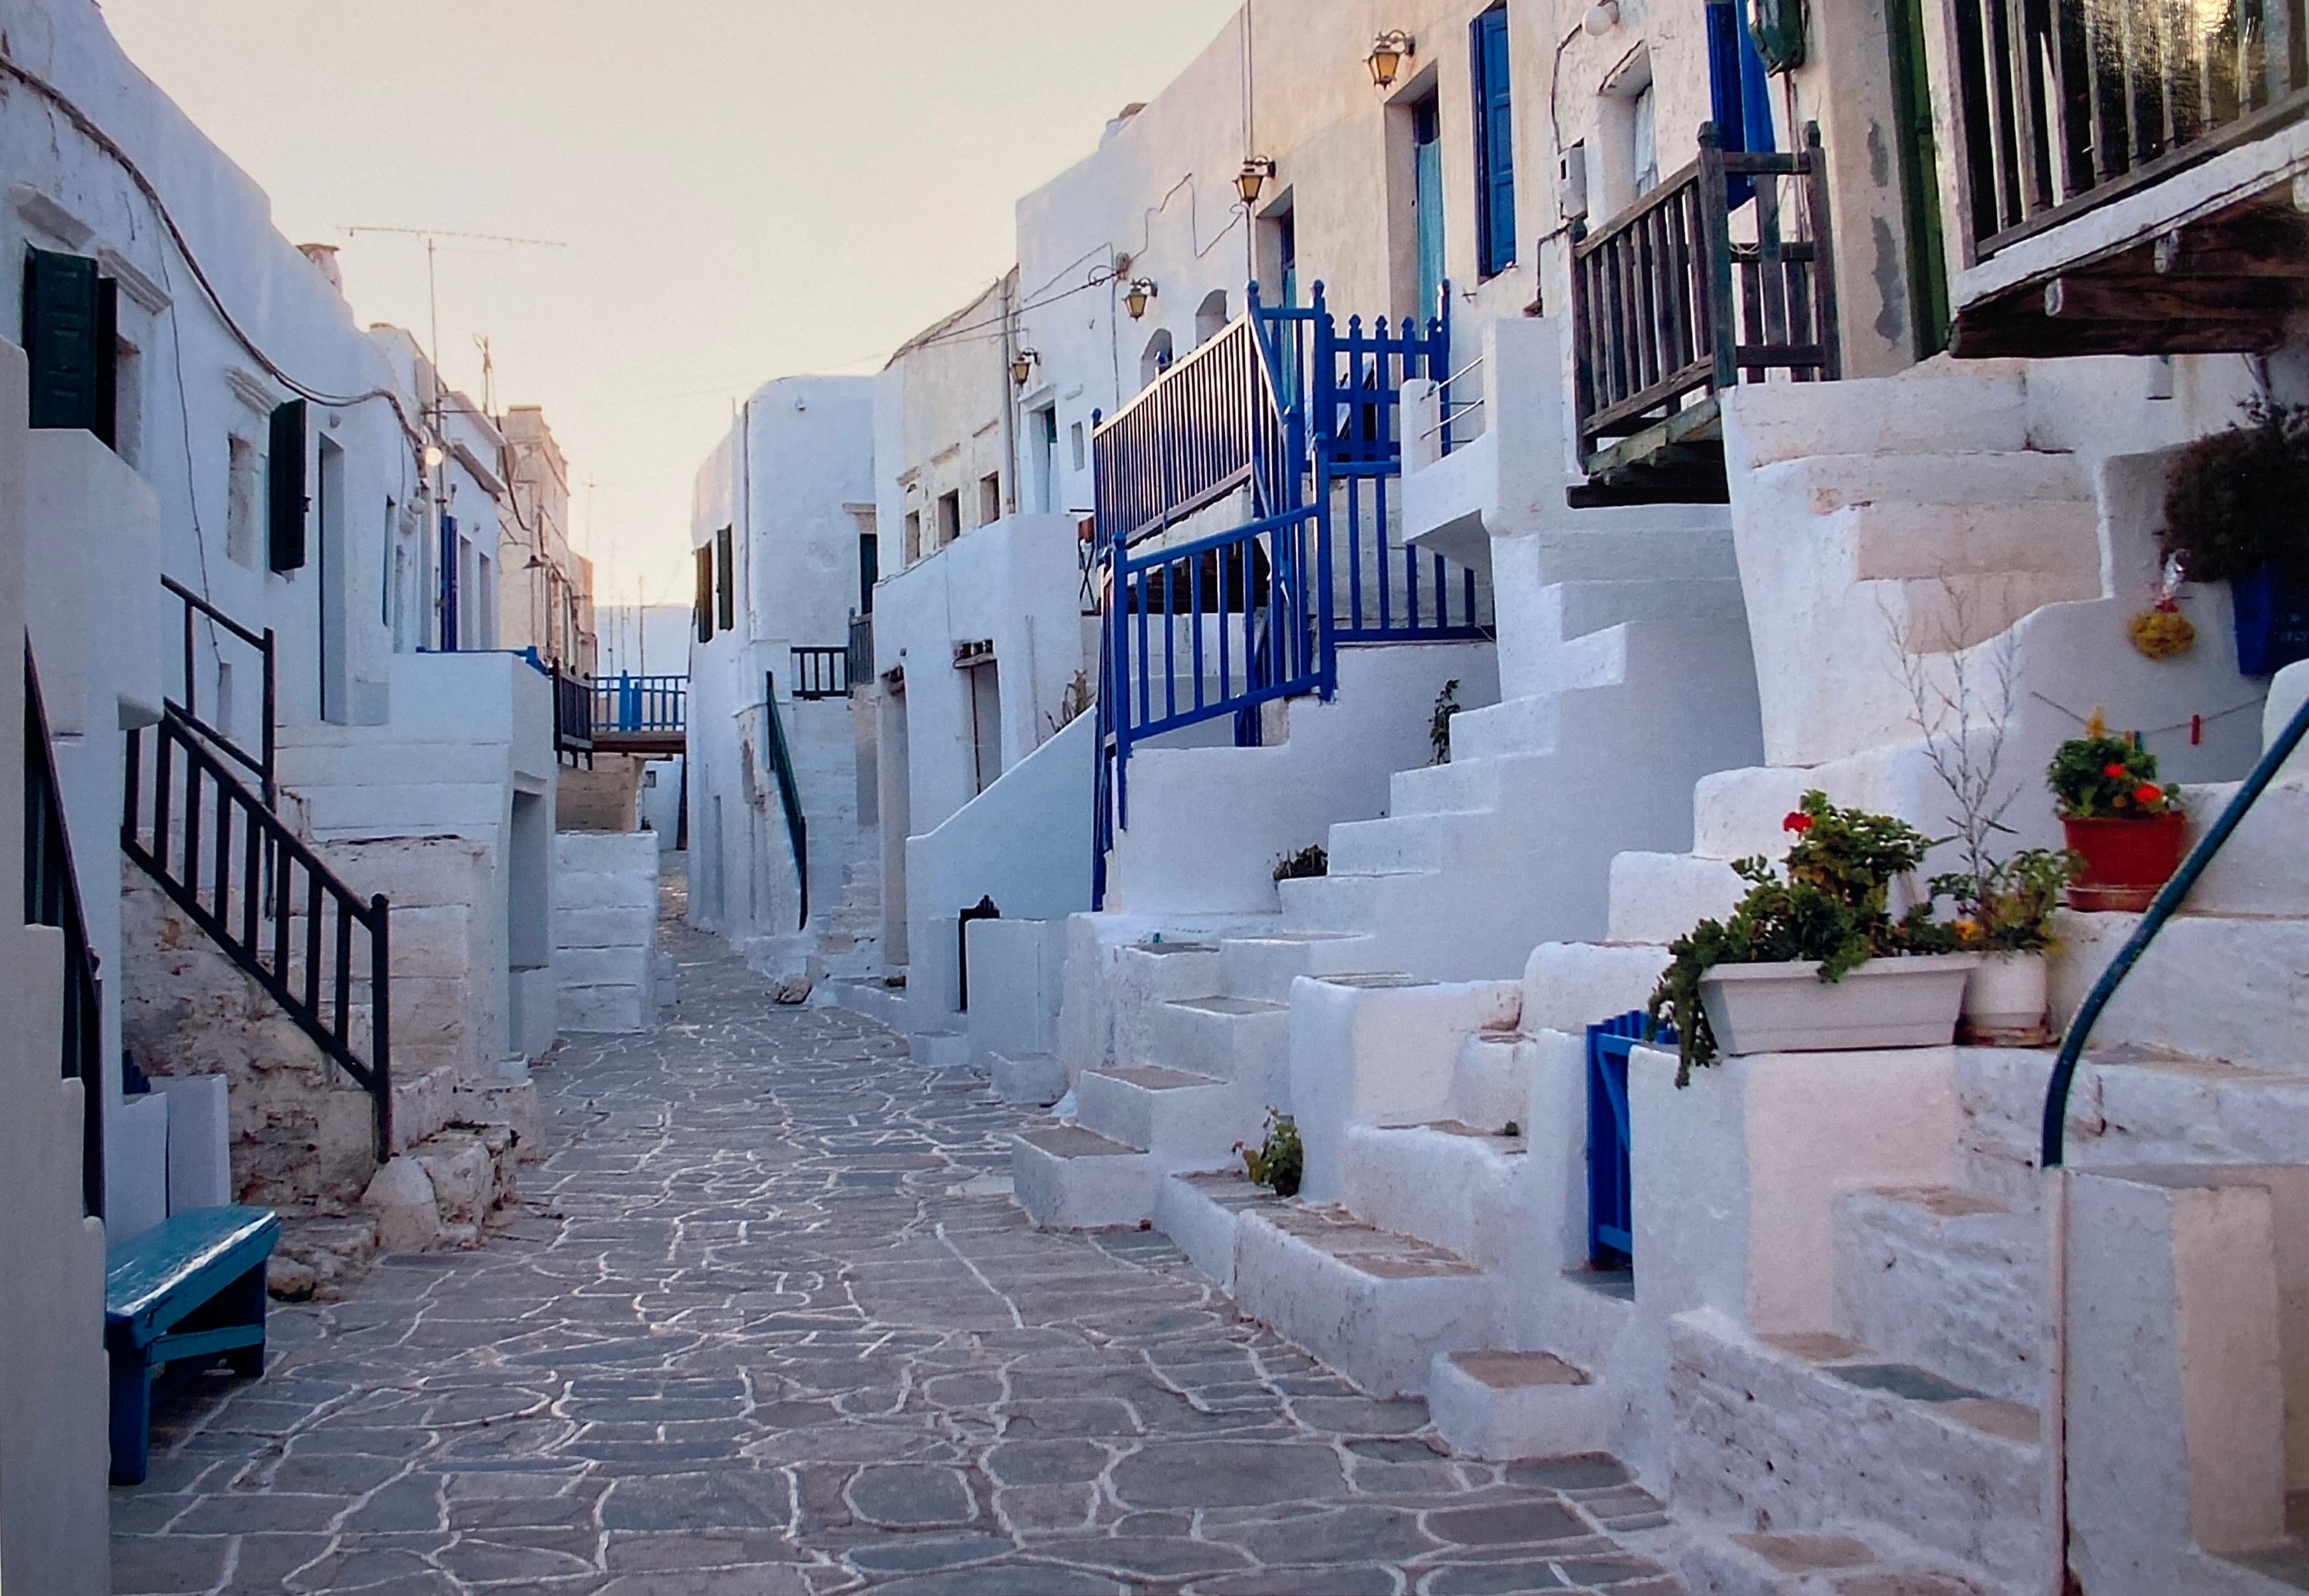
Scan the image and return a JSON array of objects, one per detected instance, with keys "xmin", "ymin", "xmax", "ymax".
[
  {"xmin": 716, "ymin": 525, "xmax": 736, "ymax": 634},
  {"xmin": 268, "ymin": 399, "xmax": 308, "ymax": 572},
  {"xmin": 92, "ymin": 277, "xmax": 118, "ymax": 449},
  {"xmin": 859, "ymin": 533, "xmax": 879, "ymax": 616},
  {"xmin": 22, "ymin": 248, "xmax": 102, "ymax": 434},
  {"xmin": 695, "ymin": 545, "xmax": 714, "ymax": 642}
]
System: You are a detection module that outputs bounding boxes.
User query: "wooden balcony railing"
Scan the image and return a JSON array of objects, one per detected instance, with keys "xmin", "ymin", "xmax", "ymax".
[
  {"xmin": 1568, "ymin": 124, "xmax": 1840, "ymax": 476},
  {"xmin": 1954, "ymin": 0, "xmax": 2309, "ymax": 257}
]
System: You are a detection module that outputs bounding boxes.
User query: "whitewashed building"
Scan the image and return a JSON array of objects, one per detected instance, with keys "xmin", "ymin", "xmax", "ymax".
[{"xmin": 686, "ymin": 375, "xmax": 878, "ymax": 988}]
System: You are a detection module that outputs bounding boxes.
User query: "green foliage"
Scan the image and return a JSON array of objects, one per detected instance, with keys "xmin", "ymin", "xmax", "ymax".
[
  {"xmin": 1274, "ymin": 845, "xmax": 1329, "ymax": 882},
  {"xmin": 2161, "ymin": 400, "xmax": 2309, "ymax": 586},
  {"xmin": 2048, "ymin": 733, "xmax": 2174, "ymax": 819},
  {"xmin": 1430, "ymin": 679, "xmax": 1462, "ymax": 765},
  {"xmin": 1236, "ymin": 1110, "xmax": 1303, "ymax": 1197},
  {"xmin": 1646, "ymin": 791, "xmax": 1947, "ymax": 1085},
  {"xmin": 1929, "ymin": 847, "xmax": 2084, "ymax": 954}
]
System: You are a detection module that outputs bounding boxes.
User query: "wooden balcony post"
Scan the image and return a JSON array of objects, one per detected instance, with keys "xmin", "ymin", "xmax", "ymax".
[{"xmin": 1697, "ymin": 124, "xmax": 1740, "ymax": 397}]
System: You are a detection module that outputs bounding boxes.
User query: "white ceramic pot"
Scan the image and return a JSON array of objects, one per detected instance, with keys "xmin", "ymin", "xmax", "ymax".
[
  {"xmin": 1961, "ymin": 950, "xmax": 2051, "ymax": 1043},
  {"xmin": 1698, "ymin": 954, "xmax": 1982, "ymax": 1056}
]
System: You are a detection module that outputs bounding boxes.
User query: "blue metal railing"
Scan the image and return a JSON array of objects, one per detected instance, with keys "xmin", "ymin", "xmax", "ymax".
[
  {"xmin": 2042, "ymin": 693, "xmax": 2309, "ymax": 1166},
  {"xmin": 1092, "ymin": 314, "xmax": 1293, "ymax": 548},
  {"xmin": 593, "ymin": 673, "xmax": 688, "ymax": 735}
]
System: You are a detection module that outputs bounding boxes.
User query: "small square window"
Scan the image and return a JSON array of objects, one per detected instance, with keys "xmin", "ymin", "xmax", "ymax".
[{"xmin": 979, "ymin": 472, "xmax": 1002, "ymax": 527}]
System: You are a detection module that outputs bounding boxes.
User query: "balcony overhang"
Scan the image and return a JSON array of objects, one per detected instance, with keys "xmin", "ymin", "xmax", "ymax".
[{"xmin": 1952, "ymin": 121, "xmax": 2309, "ymax": 360}]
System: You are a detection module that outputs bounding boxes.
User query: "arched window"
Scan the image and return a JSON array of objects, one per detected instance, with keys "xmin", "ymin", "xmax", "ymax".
[
  {"xmin": 1194, "ymin": 289, "xmax": 1229, "ymax": 345},
  {"xmin": 1139, "ymin": 328, "xmax": 1175, "ymax": 390}
]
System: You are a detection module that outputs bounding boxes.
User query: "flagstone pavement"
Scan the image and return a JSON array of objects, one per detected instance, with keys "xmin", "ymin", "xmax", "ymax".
[{"xmin": 111, "ymin": 865, "xmax": 1683, "ymax": 1596}]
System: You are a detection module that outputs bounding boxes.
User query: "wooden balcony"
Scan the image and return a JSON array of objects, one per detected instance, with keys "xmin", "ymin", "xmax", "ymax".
[
  {"xmin": 1947, "ymin": 0, "xmax": 2309, "ymax": 357},
  {"xmin": 1569, "ymin": 124, "xmax": 1840, "ymax": 496}
]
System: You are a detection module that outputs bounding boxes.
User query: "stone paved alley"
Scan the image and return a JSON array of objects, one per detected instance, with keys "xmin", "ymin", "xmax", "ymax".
[{"xmin": 110, "ymin": 868, "xmax": 1681, "ymax": 1596}]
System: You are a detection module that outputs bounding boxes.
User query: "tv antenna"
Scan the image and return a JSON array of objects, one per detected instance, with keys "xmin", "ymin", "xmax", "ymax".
[{"xmin": 341, "ymin": 225, "xmax": 567, "ymax": 411}]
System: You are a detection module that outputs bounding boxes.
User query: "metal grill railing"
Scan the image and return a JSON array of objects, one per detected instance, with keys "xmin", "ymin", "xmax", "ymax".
[
  {"xmin": 1092, "ymin": 315, "xmax": 1292, "ymax": 547},
  {"xmin": 24, "ymin": 645, "xmax": 104, "ymax": 1218}
]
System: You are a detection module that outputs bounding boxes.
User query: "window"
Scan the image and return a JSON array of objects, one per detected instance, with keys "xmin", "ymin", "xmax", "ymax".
[
  {"xmin": 318, "ymin": 436, "xmax": 348, "ymax": 719},
  {"xmin": 1633, "ymin": 83, "xmax": 1660, "ymax": 195},
  {"xmin": 269, "ymin": 400, "xmax": 307, "ymax": 573},
  {"xmin": 936, "ymin": 491, "xmax": 961, "ymax": 547},
  {"xmin": 439, "ymin": 512, "xmax": 461, "ymax": 650},
  {"xmin": 694, "ymin": 544, "xmax": 715, "ymax": 642},
  {"xmin": 1471, "ymin": 5, "xmax": 1517, "ymax": 278},
  {"xmin": 1029, "ymin": 407, "xmax": 1059, "ymax": 512},
  {"xmin": 904, "ymin": 510, "xmax": 923, "ymax": 565},
  {"xmin": 20, "ymin": 248, "xmax": 118, "ymax": 447},
  {"xmin": 715, "ymin": 525, "xmax": 736, "ymax": 633},
  {"xmin": 225, "ymin": 435, "xmax": 260, "ymax": 568},
  {"xmin": 1070, "ymin": 421, "xmax": 1086, "ymax": 474},
  {"xmin": 978, "ymin": 470, "xmax": 1002, "ymax": 527}
]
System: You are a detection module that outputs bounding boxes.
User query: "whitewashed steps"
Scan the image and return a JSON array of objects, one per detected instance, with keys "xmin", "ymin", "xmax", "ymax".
[
  {"xmin": 1669, "ymin": 1308, "xmax": 2045, "ymax": 1594},
  {"xmin": 1833, "ymin": 1186, "xmax": 2049, "ymax": 1409},
  {"xmin": 1011, "ymin": 1123, "xmax": 1156, "ymax": 1231},
  {"xmin": 1679, "ymin": 1527, "xmax": 1994, "ymax": 1596},
  {"xmin": 1340, "ymin": 1122, "xmax": 1527, "ymax": 1271},
  {"xmin": 1138, "ymin": 994, "xmax": 1290, "ymax": 1103},
  {"xmin": 989, "ymin": 1049, "xmax": 1066, "ymax": 1108},
  {"xmin": 1154, "ymin": 1168, "xmax": 1284, "ymax": 1290},
  {"xmin": 1427, "ymin": 1347, "xmax": 1611, "ymax": 1462},
  {"xmin": 1232, "ymin": 1201, "xmax": 1500, "ymax": 1398},
  {"xmin": 1075, "ymin": 1064, "xmax": 1239, "ymax": 1169},
  {"xmin": 1216, "ymin": 929, "xmax": 1377, "ymax": 1003}
]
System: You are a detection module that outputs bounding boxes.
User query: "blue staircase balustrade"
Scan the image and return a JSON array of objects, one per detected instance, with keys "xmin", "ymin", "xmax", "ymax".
[
  {"xmin": 592, "ymin": 673, "xmax": 688, "ymax": 735},
  {"xmin": 1586, "ymin": 1010, "xmax": 1674, "ymax": 1268}
]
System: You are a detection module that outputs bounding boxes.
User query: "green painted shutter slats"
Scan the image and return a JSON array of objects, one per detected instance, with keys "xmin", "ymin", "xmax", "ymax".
[
  {"xmin": 695, "ymin": 545, "xmax": 715, "ymax": 642},
  {"xmin": 268, "ymin": 399, "xmax": 308, "ymax": 573},
  {"xmin": 715, "ymin": 526, "xmax": 735, "ymax": 635},
  {"xmin": 1472, "ymin": 8, "xmax": 1517, "ymax": 278},
  {"xmin": 22, "ymin": 248, "xmax": 102, "ymax": 434}
]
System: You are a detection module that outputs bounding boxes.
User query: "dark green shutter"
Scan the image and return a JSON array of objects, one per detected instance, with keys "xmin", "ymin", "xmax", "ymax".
[
  {"xmin": 716, "ymin": 526, "xmax": 736, "ymax": 633},
  {"xmin": 268, "ymin": 399, "xmax": 308, "ymax": 572},
  {"xmin": 859, "ymin": 533, "xmax": 879, "ymax": 616},
  {"xmin": 695, "ymin": 545, "xmax": 714, "ymax": 642},
  {"xmin": 22, "ymin": 249, "xmax": 102, "ymax": 434},
  {"xmin": 92, "ymin": 278, "xmax": 118, "ymax": 449}
]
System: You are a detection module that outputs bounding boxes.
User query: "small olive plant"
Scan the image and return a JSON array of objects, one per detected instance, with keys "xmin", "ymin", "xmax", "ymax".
[
  {"xmin": 1237, "ymin": 1110, "xmax": 1304, "ymax": 1197},
  {"xmin": 1273, "ymin": 845, "xmax": 1329, "ymax": 882},
  {"xmin": 1647, "ymin": 791, "xmax": 1951, "ymax": 1084},
  {"xmin": 1430, "ymin": 679, "xmax": 1462, "ymax": 765}
]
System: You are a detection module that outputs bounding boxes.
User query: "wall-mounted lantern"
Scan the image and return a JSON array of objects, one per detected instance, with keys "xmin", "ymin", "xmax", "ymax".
[
  {"xmin": 1124, "ymin": 279, "xmax": 1156, "ymax": 320},
  {"xmin": 1010, "ymin": 349, "xmax": 1040, "ymax": 386},
  {"xmin": 1366, "ymin": 30, "xmax": 1414, "ymax": 87},
  {"xmin": 1236, "ymin": 157, "xmax": 1276, "ymax": 206}
]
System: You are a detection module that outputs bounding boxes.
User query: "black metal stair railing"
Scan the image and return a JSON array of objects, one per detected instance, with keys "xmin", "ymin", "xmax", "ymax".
[
  {"xmin": 763, "ymin": 671, "xmax": 809, "ymax": 931},
  {"xmin": 122, "ymin": 707, "xmax": 393, "ymax": 1159},
  {"xmin": 165, "ymin": 575, "xmax": 276, "ymax": 806},
  {"xmin": 24, "ymin": 644, "xmax": 105, "ymax": 1218}
]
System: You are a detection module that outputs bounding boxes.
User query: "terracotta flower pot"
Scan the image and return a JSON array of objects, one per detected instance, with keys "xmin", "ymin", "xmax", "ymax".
[{"xmin": 2063, "ymin": 812, "xmax": 2188, "ymax": 912}]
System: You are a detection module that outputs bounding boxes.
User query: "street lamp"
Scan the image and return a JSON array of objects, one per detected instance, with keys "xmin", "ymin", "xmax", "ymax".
[
  {"xmin": 1124, "ymin": 279, "xmax": 1156, "ymax": 320},
  {"xmin": 1366, "ymin": 31, "xmax": 1413, "ymax": 88},
  {"xmin": 1010, "ymin": 349, "xmax": 1040, "ymax": 386},
  {"xmin": 1236, "ymin": 157, "xmax": 1276, "ymax": 206}
]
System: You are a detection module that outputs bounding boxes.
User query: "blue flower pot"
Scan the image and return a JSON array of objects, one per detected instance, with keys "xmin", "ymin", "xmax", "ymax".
[{"xmin": 2232, "ymin": 563, "xmax": 2309, "ymax": 677}]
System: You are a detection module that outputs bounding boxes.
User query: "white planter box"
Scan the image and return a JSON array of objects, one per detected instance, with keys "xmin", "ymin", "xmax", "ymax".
[
  {"xmin": 1961, "ymin": 950, "xmax": 2051, "ymax": 1045},
  {"xmin": 1700, "ymin": 954, "xmax": 1981, "ymax": 1056}
]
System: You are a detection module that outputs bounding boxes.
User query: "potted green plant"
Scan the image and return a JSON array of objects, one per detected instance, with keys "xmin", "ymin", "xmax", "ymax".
[
  {"xmin": 1648, "ymin": 791, "xmax": 1974, "ymax": 1084},
  {"xmin": 2049, "ymin": 717, "xmax": 2187, "ymax": 911},
  {"xmin": 2161, "ymin": 400, "xmax": 2309, "ymax": 676},
  {"xmin": 1931, "ymin": 848, "xmax": 2082, "ymax": 1043}
]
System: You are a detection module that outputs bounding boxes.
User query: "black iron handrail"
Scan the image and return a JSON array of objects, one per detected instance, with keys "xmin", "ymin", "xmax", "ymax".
[
  {"xmin": 164, "ymin": 576, "xmax": 276, "ymax": 807},
  {"xmin": 24, "ymin": 644, "xmax": 104, "ymax": 1218},
  {"xmin": 123, "ymin": 707, "xmax": 393, "ymax": 1159},
  {"xmin": 763, "ymin": 672, "xmax": 808, "ymax": 930},
  {"xmin": 2043, "ymin": 691, "xmax": 2309, "ymax": 1166}
]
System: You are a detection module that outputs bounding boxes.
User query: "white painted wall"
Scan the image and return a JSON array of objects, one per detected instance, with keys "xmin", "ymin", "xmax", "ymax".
[{"xmin": 555, "ymin": 831, "xmax": 660, "ymax": 1033}]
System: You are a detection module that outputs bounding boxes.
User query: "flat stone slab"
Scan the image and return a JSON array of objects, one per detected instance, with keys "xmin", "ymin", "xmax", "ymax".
[
  {"xmin": 1264, "ymin": 1201, "xmax": 1488, "ymax": 1280},
  {"xmin": 1171, "ymin": 995, "xmax": 1288, "ymax": 1015},
  {"xmin": 1450, "ymin": 1349, "xmax": 1591, "ymax": 1390},
  {"xmin": 108, "ymin": 858, "xmax": 1668, "ymax": 1595},
  {"xmin": 1095, "ymin": 1064, "xmax": 1221, "ymax": 1091}
]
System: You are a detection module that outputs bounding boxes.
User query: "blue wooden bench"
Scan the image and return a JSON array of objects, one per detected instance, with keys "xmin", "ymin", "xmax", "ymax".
[{"xmin": 104, "ymin": 1204, "xmax": 278, "ymax": 1485}]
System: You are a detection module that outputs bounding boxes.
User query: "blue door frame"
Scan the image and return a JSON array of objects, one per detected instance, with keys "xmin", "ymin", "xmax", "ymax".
[{"xmin": 1585, "ymin": 1011, "xmax": 1672, "ymax": 1268}]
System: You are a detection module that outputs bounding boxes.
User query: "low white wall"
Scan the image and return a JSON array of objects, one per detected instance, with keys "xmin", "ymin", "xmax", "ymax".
[
  {"xmin": 965, "ymin": 916, "xmax": 1068, "ymax": 1066},
  {"xmin": 556, "ymin": 831, "xmax": 660, "ymax": 1034},
  {"xmin": 905, "ymin": 709, "xmax": 1095, "ymax": 1029}
]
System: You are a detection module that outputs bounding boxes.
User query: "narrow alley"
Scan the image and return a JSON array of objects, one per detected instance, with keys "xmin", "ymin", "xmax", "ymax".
[{"xmin": 108, "ymin": 866, "xmax": 1677, "ymax": 1596}]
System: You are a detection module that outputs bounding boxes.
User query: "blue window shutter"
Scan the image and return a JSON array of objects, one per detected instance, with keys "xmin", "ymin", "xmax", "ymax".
[
  {"xmin": 438, "ymin": 512, "xmax": 459, "ymax": 649},
  {"xmin": 1706, "ymin": 0, "xmax": 1775, "ymax": 205},
  {"xmin": 22, "ymin": 249, "xmax": 102, "ymax": 434},
  {"xmin": 267, "ymin": 399, "xmax": 307, "ymax": 573},
  {"xmin": 1472, "ymin": 8, "xmax": 1516, "ymax": 277}
]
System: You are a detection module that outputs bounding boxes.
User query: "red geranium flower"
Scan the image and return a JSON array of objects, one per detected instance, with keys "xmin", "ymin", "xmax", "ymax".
[
  {"xmin": 2103, "ymin": 762, "xmax": 2128, "ymax": 778},
  {"xmin": 2135, "ymin": 784, "xmax": 2162, "ymax": 805},
  {"xmin": 1783, "ymin": 811, "xmax": 1813, "ymax": 833}
]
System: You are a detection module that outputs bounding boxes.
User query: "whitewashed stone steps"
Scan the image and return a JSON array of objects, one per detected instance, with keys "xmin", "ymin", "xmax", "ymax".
[
  {"xmin": 1275, "ymin": 868, "xmax": 1423, "ymax": 934},
  {"xmin": 989, "ymin": 1049, "xmax": 1066, "ymax": 1108},
  {"xmin": 2058, "ymin": 912, "xmax": 2309, "ymax": 1073},
  {"xmin": 1733, "ymin": 366, "xmax": 2030, "ymax": 467},
  {"xmin": 1427, "ymin": 1347, "xmax": 1612, "ymax": 1462},
  {"xmin": 1832, "ymin": 1185, "xmax": 2049, "ymax": 1408},
  {"xmin": 1324, "ymin": 809, "xmax": 1480, "ymax": 875},
  {"xmin": 1011, "ymin": 1123, "xmax": 1156, "ymax": 1231},
  {"xmin": 1216, "ymin": 929, "xmax": 1375, "ymax": 1004},
  {"xmin": 2178, "ymin": 779, "xmax": 2309, "ymax": 917},
  {"xmin": 1340, "ymin": 1122, "xmax": 1526, "ymax": 1270},
  {"xmin": 1075, "ymin": 1064, "xmax": 1239, "ymax": 1169},
  {"xmin": 909, "ymin": 1029, "xmax": 968, "ymax": 1070},
  {"xmin": 1112, "ymin": 938, "xmax": 1227, "ymax": 1001},
  {"xmin": 1231, "ymin": 1201, "xmax": 1500, "ymax": 1399},
  {"xmin": 1605, "ymin": 852, "xmax": 1748, "ymax": 944},
  {"xmin": 1450, "ymin": 1031, "xmax": 1529, "ymax": 1130},
  {"xmin": 1139, "ymin": 994, "xmax": 1290, "ymax": 1099},
  {"xmin": 827, "ymin": 974, "xmax": 908, "ymax": 1031},
  {"xmin": 1669, "ymin": 1308, "xmax": 2045, "ymax": 1594},
  {"xmin": 1678, "ymin": 1527, "xmax": 1995, "ymax": 1596},
  {"xmin": 1154, "ymin": 1168, "xmax": 1284, "ymax": 1290}
]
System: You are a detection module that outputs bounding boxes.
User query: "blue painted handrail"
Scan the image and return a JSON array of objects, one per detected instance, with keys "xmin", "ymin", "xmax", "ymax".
[{"xmin": 2042, "ymin": 691, "xmax": 2309, "ymax": 1166}]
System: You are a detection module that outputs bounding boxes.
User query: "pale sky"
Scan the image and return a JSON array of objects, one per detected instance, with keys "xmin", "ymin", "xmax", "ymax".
[{"xmin": 97, "ymin": 0, "xmax": 1245, "ymax": 611}]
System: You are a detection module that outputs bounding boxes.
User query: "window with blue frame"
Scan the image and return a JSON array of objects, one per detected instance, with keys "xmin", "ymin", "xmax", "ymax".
[
  {"xmin": 1471, "ymin": 6, "xmax": 1515, "ymax": 278},
  {"xmin": 1706, "ymin": 0, "xmax": 1776, "ymax": 203}
]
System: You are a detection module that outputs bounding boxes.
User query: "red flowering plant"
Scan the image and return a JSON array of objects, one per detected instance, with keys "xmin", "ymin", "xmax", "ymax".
[{"xmin": 2047, "ymin": 726, "xmax": 2178, "ymax": 819}]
